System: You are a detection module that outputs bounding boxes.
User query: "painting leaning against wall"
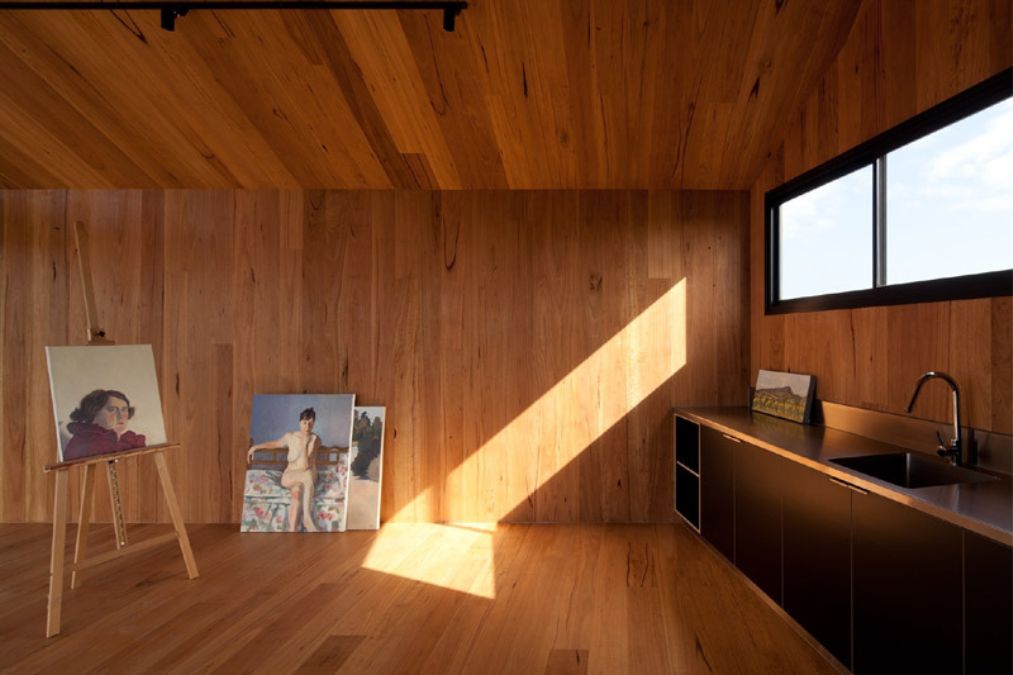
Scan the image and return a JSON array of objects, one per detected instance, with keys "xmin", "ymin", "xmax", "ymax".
[
  {"xmin": 751, "ymin": 369, "xmax": 816, "ymax": 424},
  {"xmin": 346, "ymin": 406, "xmax": 386, "ymax": 530},
  {"xmin": 241, "ymin": 394, "xmax": 355, "ymax": 533}
]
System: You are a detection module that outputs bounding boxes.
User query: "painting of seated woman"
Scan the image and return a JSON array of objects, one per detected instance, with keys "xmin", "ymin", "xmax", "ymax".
[
  {"xmin": 241, "ymin": 394, "xmax": 355, "ymax": 533},
  {"xmin": 45, "ymin": 345, "xmax": 168, "ymax": 463}
]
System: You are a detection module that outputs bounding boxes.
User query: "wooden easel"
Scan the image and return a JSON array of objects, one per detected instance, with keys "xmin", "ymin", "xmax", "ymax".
[{"xmin": 44, "ymin": 222, "xmax": 199, "ymax": 638}]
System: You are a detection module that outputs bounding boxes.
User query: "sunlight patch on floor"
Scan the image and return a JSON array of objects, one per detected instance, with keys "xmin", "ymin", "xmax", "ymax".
[{"xmin": 361, "ymin": 523, "xmax": 497, "ymax": 599}]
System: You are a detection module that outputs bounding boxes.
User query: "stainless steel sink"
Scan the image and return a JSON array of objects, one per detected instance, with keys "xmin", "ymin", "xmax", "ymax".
[{"xmin": 829, "ymin": 452, "xmax": 997, "ymax": 489}]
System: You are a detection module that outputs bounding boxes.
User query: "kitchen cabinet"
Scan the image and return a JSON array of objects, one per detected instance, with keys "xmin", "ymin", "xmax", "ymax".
[
  {"xmin": 852, "ymin": 490, "xmax": 962, "ymax": 674},
  {"xmin": 733, "ymin": 439, "xmax": 784, "ymax": 603},
  {"xmin": 699, "ymin": 426, "xmax": 735, "ymax": 562},
  {"xmin": 674, "ymin": 416, "xmax": 700, "ymax": 530},
  {"xmin": 965, "ymin": 531, "xmax": 1012, "ymax": 674},
  {"xmin": 781, "ymin": 459, "xmax": 853, "ymax": 669},
  {"xmin": 678, "ymin": 412, "xmax": 1011, "ymax": 674}
]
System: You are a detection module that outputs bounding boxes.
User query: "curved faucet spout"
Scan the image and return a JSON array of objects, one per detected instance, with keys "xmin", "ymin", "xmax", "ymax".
[{"xmin": 906, "ymin": 371, "xmax": 963, "ymax": 465}]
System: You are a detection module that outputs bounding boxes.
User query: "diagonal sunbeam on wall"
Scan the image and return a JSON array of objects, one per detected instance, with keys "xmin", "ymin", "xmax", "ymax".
[{"xmin": 362, "ymin": 279, "xmax": 687, "ymax": 597}]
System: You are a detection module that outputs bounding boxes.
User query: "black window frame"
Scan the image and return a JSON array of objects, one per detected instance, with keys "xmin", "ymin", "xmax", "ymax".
[{"xmin": 765, "ymin": 67, "xmax": 1013, "ymax": 315}]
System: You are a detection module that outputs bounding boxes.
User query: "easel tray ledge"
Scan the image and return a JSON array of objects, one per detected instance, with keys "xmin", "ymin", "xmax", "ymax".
[{"xmin": 44, "ymin": 443, "xmax": 181, "ymax": 472}]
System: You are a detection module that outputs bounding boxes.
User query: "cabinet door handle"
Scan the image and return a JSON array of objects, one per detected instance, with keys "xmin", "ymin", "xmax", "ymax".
[
  {"xmin": 721, "ymin": 433, "xmax": 742, "ymax": 444},
  {"xmin": 829, "ymin": 477, "xmax": 868, "ymax": 495}
]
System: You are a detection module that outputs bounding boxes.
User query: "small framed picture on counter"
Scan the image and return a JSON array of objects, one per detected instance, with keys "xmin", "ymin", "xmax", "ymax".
[{"xmin": 751, "ymin": 369, "xmax": 816, "ymax": 424}]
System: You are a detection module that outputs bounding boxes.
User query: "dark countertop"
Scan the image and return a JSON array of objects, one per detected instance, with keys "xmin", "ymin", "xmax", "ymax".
[{"xmin": 676, "ymin": 406, "xmax": 1013, "ymax": 547}]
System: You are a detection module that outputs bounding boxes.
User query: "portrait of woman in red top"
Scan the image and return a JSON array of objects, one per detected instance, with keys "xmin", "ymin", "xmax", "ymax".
[{"xmin": 63, "ymin": 389, "xmax": 148, "ymax": 461}]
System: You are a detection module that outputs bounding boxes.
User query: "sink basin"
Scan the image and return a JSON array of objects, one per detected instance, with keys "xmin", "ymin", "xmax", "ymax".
[{"xmin": 829, "ymin": 452, "xmax": 996, "ymax": 489}]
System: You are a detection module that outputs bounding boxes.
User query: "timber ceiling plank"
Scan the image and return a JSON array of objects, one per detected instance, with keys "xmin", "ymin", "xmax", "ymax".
[
  {"xmin": 302, "ymin": 10, "xmax": 425, "ymax": 188},
  {"xmin": 332, "ymin": 9, "xmax": 463, "ymax": 188},
  {"xmin": 0, "ymin": 0, "xmax": 864, "ymax": 189},
  {"xmin": 177, "ymin": 9, "xmax": 389, "ymax": 187},
  {"xmin": 397, "ymin": 9, "xmax": 509, "ymax": 189}
]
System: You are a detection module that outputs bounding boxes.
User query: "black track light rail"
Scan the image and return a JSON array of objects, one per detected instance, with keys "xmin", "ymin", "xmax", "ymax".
[{"xmin": 0, "ymin": 1, "xmax": 468, "ymax": 31}]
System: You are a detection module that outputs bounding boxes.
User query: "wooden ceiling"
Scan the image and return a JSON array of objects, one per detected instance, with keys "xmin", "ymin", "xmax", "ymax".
[{"xmin": 0, "ymin": 1, "xmax": 862, "ymax": 189}]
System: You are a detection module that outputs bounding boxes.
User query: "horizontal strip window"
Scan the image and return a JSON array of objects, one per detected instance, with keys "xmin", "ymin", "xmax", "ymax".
[{"xmin": 765, "ymin": 67, "xmax": 1013, "ymax": 315}]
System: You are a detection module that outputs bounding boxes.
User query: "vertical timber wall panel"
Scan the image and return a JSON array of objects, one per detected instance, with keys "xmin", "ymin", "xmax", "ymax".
[
  {"xmin": 1, "ymin": 189, "xmax": 748, "ymax": 523},
  {"xmin": 751, "ymin": 0, "xmax": 1012, "ymax": 434}
]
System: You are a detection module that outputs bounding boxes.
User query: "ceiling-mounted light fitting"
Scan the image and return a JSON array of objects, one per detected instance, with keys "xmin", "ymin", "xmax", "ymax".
[
  {"xmin": 159, "ymin": 6, "xmax": 188, "ymax": 31},
  {"xmin": 442, "ymin": 4, "xmax": 460, "ymax": 32},
  {"xmin": 0, "ymin": 1, "xmax": 469, "ymax": 33}
]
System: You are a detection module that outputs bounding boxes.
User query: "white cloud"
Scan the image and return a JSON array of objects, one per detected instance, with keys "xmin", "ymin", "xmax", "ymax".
[
  {"xmin": 780, "ymin": 167, "xmax": 869, "ymax": 240},
  {"xmin": 925, "ymin": 100, "xmax": 1013, "ymax": 183},
  {"xmin": 890, "ymin": 99, "xmax": 1013, "ymax": 218}
]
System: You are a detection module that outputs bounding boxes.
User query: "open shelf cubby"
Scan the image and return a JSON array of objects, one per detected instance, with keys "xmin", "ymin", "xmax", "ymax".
[{"xmin": 674, "ymin": 414, "xmax": 701, "ymax": 531}]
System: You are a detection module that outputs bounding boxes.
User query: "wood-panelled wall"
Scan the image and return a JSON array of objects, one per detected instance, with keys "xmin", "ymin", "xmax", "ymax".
[
  {"xmin": 1, "ymin": 190, "xmax": 749, "ymax": 523},
  {"xmin": 751, "ymin": 0, "xmax": 1012, "ymax": 434}
]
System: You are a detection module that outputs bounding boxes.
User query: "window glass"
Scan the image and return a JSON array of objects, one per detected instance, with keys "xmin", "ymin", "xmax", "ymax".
[
  {"xmin": 778, "ymin": 165, "xmax": 873, "ymax": 299},
  {"xmin": 886, "ymin": 99, "xmax": 1013, "ymax": 285}
]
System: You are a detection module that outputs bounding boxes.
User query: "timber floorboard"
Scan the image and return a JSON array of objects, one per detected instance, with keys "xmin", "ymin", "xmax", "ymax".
[{"xmin": 0, "ymin": 523, "xmax": 837, "ymax": 674}]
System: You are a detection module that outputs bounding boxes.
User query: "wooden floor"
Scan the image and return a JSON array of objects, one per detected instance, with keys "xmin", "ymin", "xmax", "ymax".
[{"xmin": 0, "ymin": 522, "xmax": 837, "ymax": 674}]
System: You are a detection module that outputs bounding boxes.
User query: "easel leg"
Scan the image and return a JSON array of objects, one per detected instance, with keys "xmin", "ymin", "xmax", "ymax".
[
  {"xmin": 70, "ymin": 464, "xmax": 97, "ymax": 590},
  {"xmin": 153, "ymin": 451, "xmax": 199, "ymax": 579},
  {"xmin": 46, "ymin": 470, "xmax": 70, "ymax": 638},
  {"xmin": 106, "ymin": 461, "xmax": 128, "ymax": 548}
]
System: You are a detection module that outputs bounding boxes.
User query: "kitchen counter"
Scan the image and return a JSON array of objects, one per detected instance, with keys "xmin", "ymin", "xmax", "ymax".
[{"xmin": 676, "ymin": 406, "xmax": 1013, "ymax": 547}]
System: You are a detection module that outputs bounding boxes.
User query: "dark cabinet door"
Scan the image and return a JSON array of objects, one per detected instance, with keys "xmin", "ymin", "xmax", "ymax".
[
  {"xmin": 734, "ymin": 440, "xmax": 783, "ymax": 603},
  {"xmin": 965, "ymin": 531, "xmax": 1012, "ymax": 675},
  {"xmin": 782, "ymin": 462, "xmax": 852, "ymax": 669},
  {"xmin": 699, "ymin": 426, "xmax": 735, "ymax": 562},
  {"xmin": 853, "ymin": 491, "xmax": 962, "ymax": 674}
]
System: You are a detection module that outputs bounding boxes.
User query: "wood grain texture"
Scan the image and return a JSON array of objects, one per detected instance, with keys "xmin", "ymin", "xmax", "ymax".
[
  {"xmin": 750, "ymin": 0, "xmax": 1013, "ymax": 434},
  {"xmin": 0, "ymin": 1, "xmax": 862, "ymax": 190},
  {"xmin": 1, "ymin": 189, "xmax": 749, "ymax": 523},
  {"xmin": 44, "ymin": 468, "xmax": 68, "ymax": 637},
  {"xmin": 0, "ymin": 523, "xmax": 836, "ymax": 673}
]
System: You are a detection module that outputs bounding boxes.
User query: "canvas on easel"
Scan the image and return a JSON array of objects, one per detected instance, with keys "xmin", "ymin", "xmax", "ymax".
[
  {"xmin": 42, "ymin": 220, "xmax": 198, "ymax": 639},
  {"xmin": 46, "ymin": 345, "xmax": 167, "ymax": 463}
]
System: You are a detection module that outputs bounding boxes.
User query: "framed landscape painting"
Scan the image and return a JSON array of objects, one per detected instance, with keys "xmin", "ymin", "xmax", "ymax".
[
  {"xmin": 346, "ymin": 406, "xmax": 386, "ymax": 530},
  {"xmin": 751, "ymin": 369, "xmax": 816, "ymax": 424}
]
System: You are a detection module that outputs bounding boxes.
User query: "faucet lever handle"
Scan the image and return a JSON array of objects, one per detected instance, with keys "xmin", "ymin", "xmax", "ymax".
[{"xmin": 935, "ymin": 430, "xmax": 949, "ymax": 449}]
